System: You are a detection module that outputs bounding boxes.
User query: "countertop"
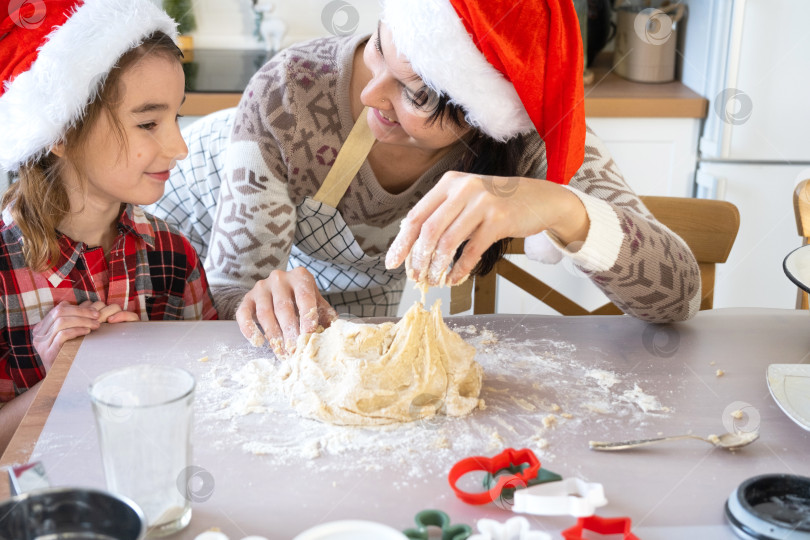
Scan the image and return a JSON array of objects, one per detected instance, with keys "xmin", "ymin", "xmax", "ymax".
[
  {"xmin": 180, "ymin": 49, "xmax": 708, "ymax": 119},
  {"xmin": 585, "ymin": 52, "xmax": 708, "ymax": 118},
  {"xmin": 2, "ymin": 308, "xmax": 808, "ymax": 538}
]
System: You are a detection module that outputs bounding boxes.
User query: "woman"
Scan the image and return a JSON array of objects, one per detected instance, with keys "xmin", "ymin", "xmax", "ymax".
[{"xmin": 153, "ymin": 0, "xmax": 701, "ymax": 355}]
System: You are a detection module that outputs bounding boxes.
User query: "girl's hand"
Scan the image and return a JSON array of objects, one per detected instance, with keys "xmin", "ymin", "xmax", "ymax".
[
  {"xmin": 235, "ymin": 267, "xmax": 338, "ymax": 356},
  {"xmin": 32, "ymin": 300, "xmax": 100, "ymax": 372},
  {"xmin": 32, "ymin": 301, "xmax": 139, "ymax": 372},
  {"xmin": 94, "ymin": 302, "xmax": 140, "ymax": 324},
  {"xmin": 385, "ymin": 172, "xmax": 590, "ymax": 286}
]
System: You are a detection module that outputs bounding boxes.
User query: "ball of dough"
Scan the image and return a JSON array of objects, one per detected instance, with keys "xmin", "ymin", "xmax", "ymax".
[{"xmin": 281, "ymin": 300, "xmax": 482, "ymax": 425}]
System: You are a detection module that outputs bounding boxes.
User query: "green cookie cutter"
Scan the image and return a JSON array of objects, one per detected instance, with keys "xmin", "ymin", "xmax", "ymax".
[{"xmin": 402, "ymin": 509, "xmax": 472, "ymax": 540}]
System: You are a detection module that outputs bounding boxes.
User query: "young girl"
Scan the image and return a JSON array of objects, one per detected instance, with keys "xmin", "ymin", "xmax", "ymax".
[{"xmin": 0, "ymin": 0, "xmax": 217, "ymax": 448}]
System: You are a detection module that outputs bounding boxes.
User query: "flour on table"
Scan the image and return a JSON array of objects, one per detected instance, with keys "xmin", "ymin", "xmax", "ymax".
[
  {"xmin": 620, "ymin": 383, "xmax": 667, "ymax": 413},
  {"xmin": 281, "ymin": 299, "xmax": 482, "ymax": 426},
  {"xmin": 189, "ymin": 323, "xmax": 674, "ymax": 478},
  {"xmin": 586, "ymin": 369, "xmax": 620, "ymax": 390}
]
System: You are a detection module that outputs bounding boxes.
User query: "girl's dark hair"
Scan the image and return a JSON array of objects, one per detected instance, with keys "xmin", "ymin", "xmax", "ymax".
[
  {"xmin": 419, "ymin": 91, "xmax": 526, "ymax": 277},
  {"xmin": 1, "ymin": 32, "xmax": 183, "ymax": 271}
]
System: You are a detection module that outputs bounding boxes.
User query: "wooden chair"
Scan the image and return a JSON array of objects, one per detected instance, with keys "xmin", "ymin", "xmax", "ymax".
[
  {"xmin": 449, "ymin": 196, "xmax": 740, "ymax": 315},
  {"xmin": 792, "ymin": 179, "xmax": 810, "ymax": 309}
]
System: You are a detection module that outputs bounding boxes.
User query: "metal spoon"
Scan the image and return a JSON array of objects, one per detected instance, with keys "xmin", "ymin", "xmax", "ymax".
[{"xmin": 589, "ymin": 431, "xmax": 759, "ymax": 451}]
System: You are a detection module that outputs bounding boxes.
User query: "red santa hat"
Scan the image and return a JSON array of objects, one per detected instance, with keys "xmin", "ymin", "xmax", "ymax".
[
  {"xmin": 0, "ymin": 0, "xmax": 177, "ymax": 172},
  {"xmin": 381, "ymin": 0, "xmax": 586, "ymax": 185}
]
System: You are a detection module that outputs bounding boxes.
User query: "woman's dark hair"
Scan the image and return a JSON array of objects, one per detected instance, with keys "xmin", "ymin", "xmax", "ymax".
[{"xmin": 419, "ymin": 91, "xmax": 527, "ymax": 277}]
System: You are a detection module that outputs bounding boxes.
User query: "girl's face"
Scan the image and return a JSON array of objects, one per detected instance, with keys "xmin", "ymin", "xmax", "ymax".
[
  {"xmin": 361, "ymin": 22, "xmax": 471, "ymax": 151},
  {"xmin": 77, "ymin": 55, "xmax": 187, "ymax": 209}
]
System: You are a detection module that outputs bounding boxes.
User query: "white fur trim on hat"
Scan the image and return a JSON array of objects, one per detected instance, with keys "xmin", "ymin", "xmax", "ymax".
[
  {"xmin": 381, "ymin": 0, "xmax": 533, "ymax": 141},
  {"xmin": 0, "ymin": 0, "xmax": 177, "ymax": 172}
]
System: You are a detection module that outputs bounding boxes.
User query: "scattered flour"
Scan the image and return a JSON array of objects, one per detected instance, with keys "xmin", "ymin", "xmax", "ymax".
[
  {"xmin": 620, "ymin": 384, "xmax": 668, "ymax": 413},
  {"xmin": 586, "ymin": 369, "xmax": 620, "ymax": 390},
  {"xmin": 192, "ymin": 326, "xmax": 673, "ymax": 478},
  {"xmin": 479, "ymin": 329, "xmax": 499, "ymax": 345},
  {"xmin": 531, "ymin": 436, "xmax": 549, "ymax": 450},
  {"xmin": 512, "ymin": 396, "xmax": 537, "ymax": 411}
]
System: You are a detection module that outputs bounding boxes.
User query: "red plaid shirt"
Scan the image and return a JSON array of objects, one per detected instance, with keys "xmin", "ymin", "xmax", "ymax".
[{"xmin": 0, "ymin": 204, "xmax": 218, "ymax": 402}]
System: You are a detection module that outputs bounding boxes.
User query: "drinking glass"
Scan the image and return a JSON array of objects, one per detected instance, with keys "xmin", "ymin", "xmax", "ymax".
[{"xmin": 89, "ymin": 364, "xmax": 195, "ymax": 537}]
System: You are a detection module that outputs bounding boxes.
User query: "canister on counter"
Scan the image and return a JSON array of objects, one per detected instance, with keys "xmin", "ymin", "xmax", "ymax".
[{"xmin": 613, "ymin": 3, "xmax": 686, "ymax": 83}]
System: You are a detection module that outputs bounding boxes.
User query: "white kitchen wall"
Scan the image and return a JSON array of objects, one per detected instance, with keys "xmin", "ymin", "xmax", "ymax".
[{"xmin": 178, "ymin": 0, "xmax": 381, "ymax": 50}]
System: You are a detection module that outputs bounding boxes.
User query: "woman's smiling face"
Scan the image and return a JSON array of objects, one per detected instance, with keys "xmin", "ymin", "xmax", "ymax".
[{"xmin": 360, "ymin": 22, "xmax": 471, "ymax": 151}]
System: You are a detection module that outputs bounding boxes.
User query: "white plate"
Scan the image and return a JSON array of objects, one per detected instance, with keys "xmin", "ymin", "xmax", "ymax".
[
  {"xmin": 783, "ymin": 245, "xmax": 810, "ymax": 293},
  {"xmin": 767, "ymin": 364, "xmax": 810, "ymax": 432},
  {"xmin": 292, "ymin": 520, "xmax": 408, "ymax": 540}
]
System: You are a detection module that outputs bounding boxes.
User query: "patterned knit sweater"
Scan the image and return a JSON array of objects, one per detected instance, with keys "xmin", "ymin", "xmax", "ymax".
[{"xmin": 201, "ymin": 34, "xmax": 701, "ymax": 322}]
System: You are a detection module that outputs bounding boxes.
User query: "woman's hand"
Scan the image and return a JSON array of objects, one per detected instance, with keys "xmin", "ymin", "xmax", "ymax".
[
  {"xmin": 31, "ymin": 300, "xmax": 139, "ymax": 372},
  {"xmin": 385, "ymin": 171, "xmax": 590, "ymax": 286},
  {"xmin": 235, "ymin": 267, "xmax": 338, "ymax": 356}
]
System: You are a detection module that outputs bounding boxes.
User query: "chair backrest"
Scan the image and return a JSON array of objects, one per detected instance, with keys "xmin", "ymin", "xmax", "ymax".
[
  {"xmin": 792, "ymin": 179, "xmax": 810, "ymax": 309},
  {"xmin": 449, "ymin": 196, "xmax": 740, "ymax": 315}
]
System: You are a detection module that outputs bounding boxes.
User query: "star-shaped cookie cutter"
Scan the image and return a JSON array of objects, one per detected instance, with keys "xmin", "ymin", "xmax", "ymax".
[
  {"xmin": 468, "ymin": 516, "xmax": 551, "ymax": 540},
  {"xmin": 561, "ymin": 515, "xmax": 639, "ymax": 540},
  {"xmin": 512, "ymin": 477, "xmax": 607, "ymax": 517}
]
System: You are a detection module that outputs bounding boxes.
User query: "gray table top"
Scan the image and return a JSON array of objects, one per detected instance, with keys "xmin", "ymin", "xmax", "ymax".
[{"xmin": 24, "ymin": 308, "xmax": 810, "ymax": 539}]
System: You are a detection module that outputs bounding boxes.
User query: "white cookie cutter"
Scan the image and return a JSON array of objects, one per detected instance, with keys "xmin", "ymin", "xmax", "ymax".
[
  {"xmin": 469, "ymin": 516, "xmax": 551, "ymax": 540},
  {"xmin": 512, "ymin": 477, "xmax": 607, "ymax": 517}
]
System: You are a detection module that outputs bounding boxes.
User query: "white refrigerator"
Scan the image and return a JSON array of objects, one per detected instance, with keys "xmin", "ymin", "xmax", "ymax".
[{"xmin": 680, "ymin": 0, "xmax": 810, "ymax": 309}]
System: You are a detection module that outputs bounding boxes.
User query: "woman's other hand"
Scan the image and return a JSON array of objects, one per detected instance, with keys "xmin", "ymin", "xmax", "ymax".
[
  {"xmin": 385, "ymin": 171, "xmax": 589, "ymax": 286},
  {"xmin": 235, "ymin": 267, "xmax": 338, "ymax": 356}
]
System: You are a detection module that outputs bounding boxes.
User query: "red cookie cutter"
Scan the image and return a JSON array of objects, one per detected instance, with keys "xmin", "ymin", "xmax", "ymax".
[
  {"xmin": 448, "ymin": 447, "xmax": 540, "ymax": 505},
  {"xmin": 562, "ymin": 515, "xmax": 640, "ymax": 540}
]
